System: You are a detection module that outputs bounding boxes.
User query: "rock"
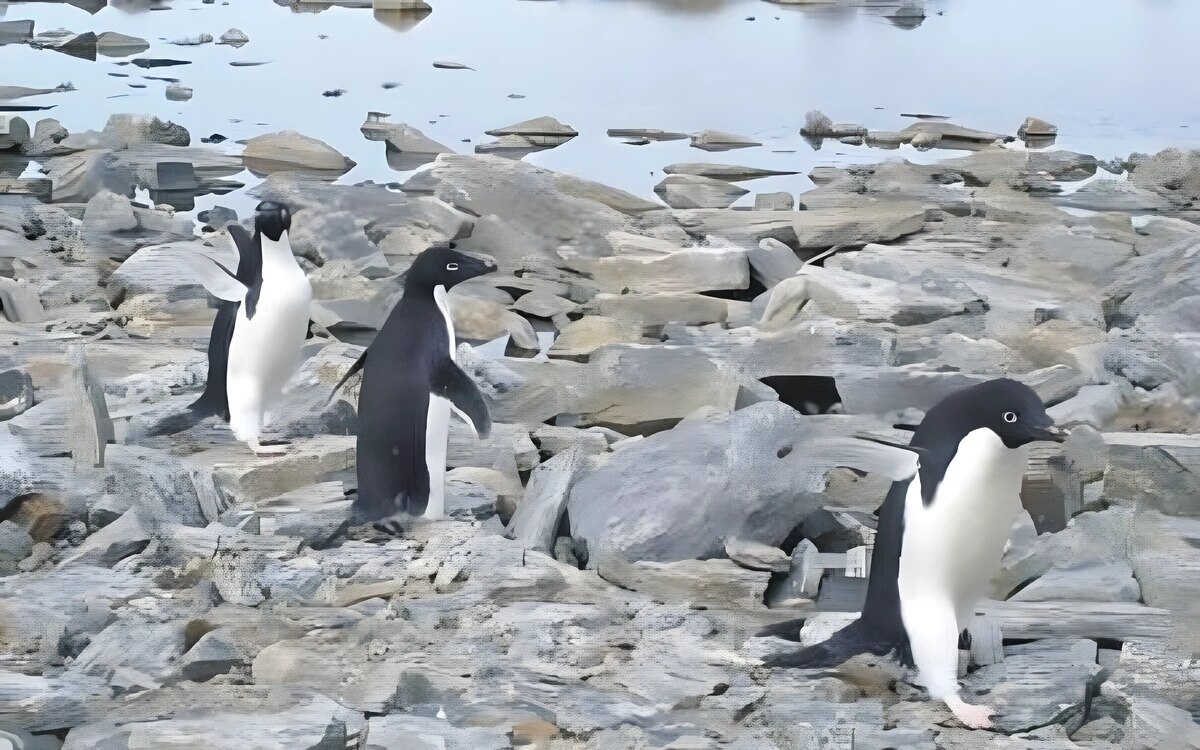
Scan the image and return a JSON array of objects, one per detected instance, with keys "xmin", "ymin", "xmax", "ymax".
[
  {"xmin": 597, "ymin": 555, "xmax": 770, "ymax": 609},
  {"xmin": 898, "ymin": 121, "xmax": 1007, "ymax": 145},
  {"xmin": 486, "ymin": 115, "xmax": 576, "ymax": 140},
  {"xmin": 432, "ymin": 60, "xmax": 473, "ymax": 70},
  {"xmin": 724, "ymin": 538, "xmax": 789, "ymax": 572},
  {"xmin": 1018, "ymin": 115, "xmax": 1058, "ymax": 138},
  {"xmin": 568, "ymin": 403, "xmax": 892, "ymax": 563},
  {"xmin": 663, "ymin": 162, "xmax": 798, "ymax": 182},
  {"xmin": 800, "ymin": 110, "xmax": 867, "ymax": 138},
  {"xmin": 0, "ymin": 115, "xmax": 30, "ymax": 151},
  {"xmin": 65, "ymin": 346, "xmax": 113, "ymax": 469},
  {"xmin": 101, "ymin": 113, "xmax": 190, "ymax": 147},
  {"xmin": 548, "ymin": 316, "xmax": 643, "ymax": 356},
  {"xmin": 507, "ymin": 445, "xmax": 590, "ymax": 554},
  {"xmin": 1046, "ymin": 383, "xmax": 1124, "ymax": 428},
  {"xmin": 654, "ymin": 174, "xmax": 748, "ymax": 209},
  {"xmin": 0, "ymin": 520, "xmax": 33, "ymax": 573},
  {"xmin": 960, "ymin": 641, "xmax": 1100, "ymax": 733},
  {"xmin": 363, "ymin": 714, "xmax": 508, "ymax": 750},
  {"xmin": 241, "ymin": 130, "xmax": 356, "ymax": 175},
  {"xmin": 218, "ymin": 27, "xmax": 250, "ymax": 46},
  {"xmin": 169, "ymin": 33, "xmax": 213, "ymax": 46},
  {"xmin": 767, "ymin": 539, "xmax": 822, "ymax": 606},
  {"xmin": 61, "ymin": 510, "xmax": 149, "ymax": 567},
  {"xmin": 165, "ymin": 83, "xmax": 193, "ymax": 102},
  {"xmin": 361, "ymin": 115, "xmax": 453, "ymax": 170},
  {"xmin": 748, "ymin": 237, "xmax": 803, "ymax": 288},
  {"xmin": 1129, "ymin": 148, "xmax": 1200, "ymax": 206},
  {"xmin": 95, "ymin": 31, "xmax": 149, "ymax": 56},
  {"xmin": 754, "ymin": 192, "xmax": 794, "ymax": 211},
  {"xmin": 1101, "ymin": 433, "xmax": 1200, "ymax": 515},
  {"xmin": 571, "ymin": 238, "xmax": 749, "ymax": 294},
  {"xmin": 606, "ymin": 128, "xmax": 689, "ymax": 142},
  {"xmin": 0, "ymin": 370, "xmax": 34, "ymax": 421},
  {"xmin": 673, "ymin": 202, "xmax": 925, "ymax": 251},
  {"xmin": 1010, "ymin": 561, "xmax": 1140, "ymax": 602},
  {"xmin": 689, "ymin": 130, "xmax": 761, "ymax": 152},
  {"xmin": 510, "ymin": 290, "xmax": 576, "ymax": 319},
  {"xmin": 0, "ymin": 20, "xmax": 34, "ymax": 44},
  {"xmin": 83, "ymin": 189, "xmax": 138, "ymax": 233},
  {"xmin": 179, "ymin": 630, "xmax": 245, "ymax": 682}
]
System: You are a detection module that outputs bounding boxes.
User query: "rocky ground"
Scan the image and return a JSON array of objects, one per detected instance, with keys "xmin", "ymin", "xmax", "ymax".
[{"xmin": 0, "ymin": 94, "xmax": 1199, "ymax": 750}]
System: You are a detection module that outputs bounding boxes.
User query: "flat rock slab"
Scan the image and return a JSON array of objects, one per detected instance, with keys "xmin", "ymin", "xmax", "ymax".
[{"xmin": 962, "ymin": 642, "xmax": 1100, "ymax": 733}]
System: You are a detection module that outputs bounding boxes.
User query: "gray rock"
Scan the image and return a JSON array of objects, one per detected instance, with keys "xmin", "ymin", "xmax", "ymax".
[
  {"xmin": 568, "ymin": 403, "xmax": 892, "ymax": 563},
  {"xmin": 363, "ymin": 714, "xmax": 508, "ymax": 750},
  {"xmin": 1046, "ymin": 383, "xmax": 1125, "ymax": 428},
  {"xmin": 1129, "ymin": 147, "xmax": 1200, "ymax": 206},
  {"xmin": 95, "ymin": 31, "xmax": 150, "ymax": 56},
  {"xmin": 82, "ymin": 189, "xmax": 137, "ymax": 234},
  {"xmin": 663, "ymin": 162, "xmax": 798, "ymax": 182},
  {"xmin": 597, "ymin": 555, "xmax": 770, "ymax": 609},
  {"xmin": 767, "ymin": 538, "xmax": 822, "ymax": 606},
  {"xmin": 169, "ymin": 33, "xmax": 213, "ymax": 46},
  {"xmin": 724, "ymin": 538, "xmax": 789, "ymax": 572},
  {"xmin": 61, "ymin": 510, "xmax": 150, "ymax": 567},
  {"xmin": 1010, "ymin": 561, "xmax": 1140, "ymax": 602},
  {"xmin": 361, "ymin": 114, "xmax": 454, "ymax": 170},
  {"xmin": 962, "ymin": 641, "xmax": 1100, "ymax": 733},
  {"xmin": 218, "ymin": 27, "xmax": 250, "ymax": 46},
  {"xmin": 754, "ymin": 192, "xmax": 794, "ymax": 211},
  {"xmin": 507, "ymin": 445, "xmax": 591, "ymax": 554},
  {"xmin": 0, "ymin": 115, "xmax": 30, "ymax": 151},
  {"xmin": 242, "ymin": 130, "xmax": 356, "ymax": 175},
  {"xmin": 165, "ymin": 83, "xmax": 193, "ymax": 102},
  {"xmin": 1102, "ymin": 433, "xmax": 1200, "ymax": 516},
  {"xmin": 1018, "ymin": 116, "xmax": 1058, "ymax": 138},
  {"xmin": 0, "ymin": 520, "xmax": 33, "ymax": 573},
  {"xmin": 101, "ymin": 113, "xmax": 190, "ymax": 148},
  {"xmin": 0, "ymin": 370, "xmax": 34, "ymax": 421},
  {"xmin": 606, "ymin": 128, "xmax": 689, "ymax": 142},
  {"xmin": 689, "ymin": 130, "xmax": 761, "ymax": 152},
  {"xmin": 748, "ymin": 238, "xmax": 803, "ymax": 288},
  {"xmin": 1052, "ymin": 179, "xmax": 1172, "ymax": 212},
  {"xmin": 65, "ymin": 346, "xmax": 113, "ymax": 469},
  {"xmin": 898, "ymin": 120, "xmax": 1007, "ymax": 145},
  {"xmin": 0, "ymin": 20, "xmax": 35, "ymax": 44},
  {"xmin": 800, "ymin": 110, "xmax": 867, "ymax": 138},
  {"xmin": 654, "ymin": 174, "xmax": 748, "ymax": 209},
  {"xmin": 0, "ymin": 277, "xmax": 44, "ymax": 323},
  {"xmin": 570, "ymin": 235, "xmax": 749, "ymax": 294}
]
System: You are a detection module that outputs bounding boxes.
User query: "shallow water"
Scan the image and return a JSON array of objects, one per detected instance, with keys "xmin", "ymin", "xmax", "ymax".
[{"xmin": 4, "ymin": 0, "xmax": 1200, "ymax": 217}]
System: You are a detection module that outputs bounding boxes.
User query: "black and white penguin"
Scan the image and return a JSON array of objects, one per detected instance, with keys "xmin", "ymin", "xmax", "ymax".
[
  {"xmin": 189, "ymin": 201, "xmax": 312, "ymax": 455},
  {"xmin": 331, "ymin": 243, "xmax": 496, "ymax": 522},
  {"xmin": 766, "ymin": 378, "xmax": 1066, "ymax": 729}
]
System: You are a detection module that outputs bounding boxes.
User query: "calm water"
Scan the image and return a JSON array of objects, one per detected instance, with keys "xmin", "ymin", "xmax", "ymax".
[{"xmin": 4, "ymin": 0, "xmax": 1200, "ymax": 217}]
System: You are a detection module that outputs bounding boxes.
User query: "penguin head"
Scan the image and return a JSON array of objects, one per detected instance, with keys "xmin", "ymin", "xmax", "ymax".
[
  {"xmin": 931, "ymin": 378, "xmax": 1066, "ymax": 449},
  {"xmin": 255, "ymin": 201, "xmax": 292, "ymax": 242},
  {"xmin": 406, "ymin": 242, "xmax": 498, "ymax": 291}
]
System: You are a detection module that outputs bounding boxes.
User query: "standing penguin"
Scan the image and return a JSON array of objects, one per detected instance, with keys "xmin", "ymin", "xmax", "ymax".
[
  {"xmin": 331, "ymin": 243, "xmax": 496, "ymax": 523},
  {"xmin": 189, "ymin": 201, "xmax": 312, "ymax": 455},
  {"xmin": 766, "ymin": 378, "xmax": 1065, "ymax": 729}
]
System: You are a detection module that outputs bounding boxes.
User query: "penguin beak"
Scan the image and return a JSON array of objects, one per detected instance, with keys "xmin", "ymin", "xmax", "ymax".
[
  {"xmin": 1028, "ymin": 424, "xmax": 1067, "ymax": 443},
  {"xmin": 461, "ymin": 251, "xmax": 498, "ymax": 276}
]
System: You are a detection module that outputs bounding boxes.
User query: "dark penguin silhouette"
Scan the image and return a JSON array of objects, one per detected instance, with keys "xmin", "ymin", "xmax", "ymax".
[
  {"xmin": 188, "ymin": 201, "xmax": 312, "ymax": 454},
  {"xmin": 332, "ymin": 244, "xmax": 497, "ymax": 522},
  {"xmin": 766, "ymin": 378, "xmax": 1065, "ymax": 729}
]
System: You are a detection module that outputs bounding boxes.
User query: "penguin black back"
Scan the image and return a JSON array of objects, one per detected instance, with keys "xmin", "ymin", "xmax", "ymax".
[{"xmin": 351, "ymin": 244, "xmax": 497, "ymax": 521}]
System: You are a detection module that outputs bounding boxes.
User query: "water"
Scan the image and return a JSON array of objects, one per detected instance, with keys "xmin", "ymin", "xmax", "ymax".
[{"xmin": 4, "ymin": 0, "xmax": 1200, "ymax": 217}]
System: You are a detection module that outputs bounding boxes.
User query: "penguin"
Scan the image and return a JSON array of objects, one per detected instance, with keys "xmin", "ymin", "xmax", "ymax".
[
  {"xmin": 765, "ymin": 378, "xmax": 1066, "ymax": 730},
  {"xmin": 189, "ymin": 201, "xmax": 312, "ymax": 455},
  {"xmin": 330, "ymin": 243, "xmax": 497, "ymax": 523}
]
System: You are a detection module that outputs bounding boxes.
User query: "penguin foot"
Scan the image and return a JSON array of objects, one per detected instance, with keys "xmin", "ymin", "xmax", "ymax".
[
  {"xmin": 945, "ymin": 696, "xmax": 995, "ymax": 730},
  {"xmin": 247, "ymin": 438, "xmax": 288, "ymax": 456}
]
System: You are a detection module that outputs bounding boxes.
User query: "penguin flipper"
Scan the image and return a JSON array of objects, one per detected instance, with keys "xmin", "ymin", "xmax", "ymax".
[
  {"xmin": 184, "ymin": 250, "xmax": 248, "ymax": 303},
  {"xmin": 432, "ymin": 359, "xmax": 491, "ymax": 439},
  {"xmin": 327, "ymin": 349, "xmax": 367, "ymax": 405},
  {"xmin": 228, "ymin": 224, "xmax": 263, "ymax": 319}
]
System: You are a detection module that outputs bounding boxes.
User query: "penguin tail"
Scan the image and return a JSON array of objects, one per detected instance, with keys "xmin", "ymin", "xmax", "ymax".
[{"xmin": 762, "ymin": 620, "xmax": 899, "ymax": 669}]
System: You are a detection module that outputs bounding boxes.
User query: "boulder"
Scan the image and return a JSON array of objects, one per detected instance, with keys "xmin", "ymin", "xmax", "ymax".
[
  {"xmin": 241, "ymin": 131, "xmax": 356, "ymax": 175},
  {"xmin": 654, "ymin": 174, "xmax": 748, "ymax": 209}
]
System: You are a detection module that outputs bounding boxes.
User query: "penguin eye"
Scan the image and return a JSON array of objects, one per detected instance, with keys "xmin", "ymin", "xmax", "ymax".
[
  {"xmin": 446, "ymin": 263, "xmax": 459, "ymax": 271},
  {"xmin": 1003, "ymin": 411, "xmax": 1018, "ymax": 423}
]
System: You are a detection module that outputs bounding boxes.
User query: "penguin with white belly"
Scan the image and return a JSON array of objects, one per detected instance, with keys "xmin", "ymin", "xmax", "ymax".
[
  {"xmin": 330, "ymin": 243, "xmax": 496, "ymax": 525},
  {"xmin": 765, "ymin": 378, "xmax": 1066, "ymax": 729},
  {"xmin": 189, "ymin": 201, "xmax": 313, "ymax": 455}
]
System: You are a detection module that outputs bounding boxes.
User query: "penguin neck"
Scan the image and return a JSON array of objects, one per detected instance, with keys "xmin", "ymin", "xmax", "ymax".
[{"xmin": 259, "ymin": 232, "xmax": 296, "ymax": 271}]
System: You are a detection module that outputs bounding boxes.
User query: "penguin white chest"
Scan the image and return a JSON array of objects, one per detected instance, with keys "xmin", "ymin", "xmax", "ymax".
[
  {"xmin": 898, "ymin": 429, "xmax": 1029, "ymax": 622},
  {"xmin": 423, "ymin": 284, "xmax": 456, "ymax": 518},
  {"xmin": 226, "ymin": 246, "xmax": 312, "ymax": 440}
]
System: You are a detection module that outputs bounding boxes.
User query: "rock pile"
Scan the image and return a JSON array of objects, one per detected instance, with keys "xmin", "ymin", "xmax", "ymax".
[{"xmin": 0, "ymin": 108, "xmax": 1197, "ymax": 748}]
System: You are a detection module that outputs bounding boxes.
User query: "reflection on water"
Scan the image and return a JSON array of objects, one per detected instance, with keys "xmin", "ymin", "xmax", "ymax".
[{"xmin": 1, "ymin": 0, "xmax": 1199, "ymax": 220}]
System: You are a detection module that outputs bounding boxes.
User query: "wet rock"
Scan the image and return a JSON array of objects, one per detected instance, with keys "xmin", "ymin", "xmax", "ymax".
[
  {"xmin": 690, "ymin": 129, "xmax": 761, "ymax": 151},
  {"xmin": 95, "ymin": 31, "xmax": 150, "ymax": 56},
  {"xmin": 0, "ymin": 20, "xmax": 35, "ymax": 44},
  {"xmin": 242, "ymin": 130, "xmax": 356, "ymax": 175},
  {"xmin": 899, "ymin": 120, "xmax": 1007, "ymax": 146},
  {"xmin": 165, "ymin": 83, "xmax": 193, "ymax": 101},
  {"xmin": 361, "ymin": 114, "xmax": 453, "ymax": 169},
  {"xmin": 800, "ymin": 110, "xmax": 867, "ymax": 138},
  {"xmin": 169, "ymin": 33, "xmax": 213, "ymax": 46},
  {"xmin": 664, "ymin": 162, "xmax": 798, "ymax": 181},
  {"xmin": 218, "ymin": 27, "xmax": 250, "ymax": 46},
  {"xmin": 1018, "ymin": 115, "xmax": 1058, "ymax": 138},
  {"xmin": 654, "ymin": 174, "xmax": 748, "ymax": 209},
  {"xmin": 754, "ymin": 191, "xmax": 794, "ymax": 210},
  {"xmin": 0, "ymin": 520, "xmax": 33, "ymax": 574},
  {"xmin": 606, "ymin": 127, "xmax": 689, "ymax": 142},
  {"xmin": 0, "ymin": 115, "xmax": 30, "ymax": 151}
]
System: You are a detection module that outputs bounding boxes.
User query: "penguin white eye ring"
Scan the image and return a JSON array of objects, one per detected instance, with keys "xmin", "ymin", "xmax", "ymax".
[
  {"xmin": 1003, "ymin": 411, "xmax": 1018, "ymax": 423},
  {"xmin": 446, "ymin": 263, "xmax": 459, "ymax": 271}
]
